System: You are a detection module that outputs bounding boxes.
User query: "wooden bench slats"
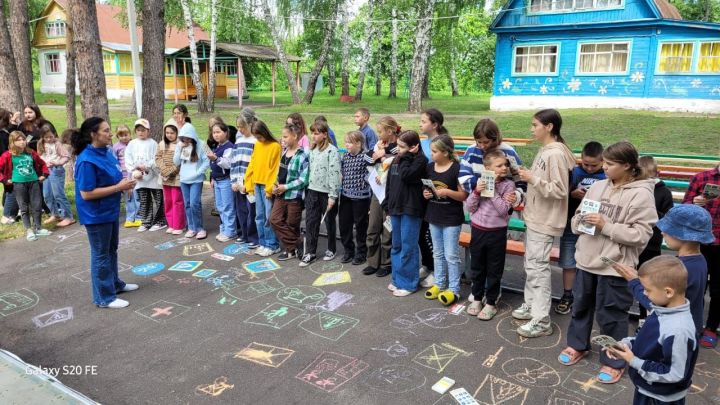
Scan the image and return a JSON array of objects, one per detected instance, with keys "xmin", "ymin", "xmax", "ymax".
[{"xmin": 459, "ymin": 231, "xmax": 560, "ymax": 262}]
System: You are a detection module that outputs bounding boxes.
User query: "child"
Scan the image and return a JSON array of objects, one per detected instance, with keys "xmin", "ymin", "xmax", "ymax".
[
  {"xmin": 38, "ymin": 125, "xmax": 75, "ymax": 227},
  {"xmin": 606, "ymin": 256, "xmax": 698, "ymax": 405},
  {"xmin": 172, "ymin": 104, "xmax": 191, "ymax": 130},
  {"xmin": 173, "ymin": 123, "xmax": 209, "ymax": 239},
  {"xmin": 339, "ymin": 131, "xmax": 371, "ymax": 265},
  {"xmin": 419, "ymin": 108, "xmax": 449, "ymax": 160},
  {"xmin": 208, "ymin": 122, "xmax": 237, "ymax": 242},
  {"xmin": 0, "ymin": 131, "xmax": 50, "ymax": 240},
  {"xmin": 111, "ymin": 124, "xmax": 140, "ymax": 228},
  {"xmin": 683, "ymin": 163, "xmax": 720, "ymax": 347},
  {"xmin": 384, "ymin": 130, "xmax": 428, "ymax": 297},
  {"xmin": 0, "ymin": 109, "xmax": 19, "ymax": 224},
  {"xmin": 463, "ymin": 150, "xmax": 516, "ymax": 318},
  {"xmin": 363, "ymin": 116, "xmax": 400, "ymax": 277},
  {"xmin": 555, "ymin": 141, "xmax": 606, "ymax": 315},
  {"xmin": 270, "ymin": 124, "xmax": 310, "ymax": 260},
  {"xmin": 300, "ymin": 120, "xmax": 341, "ymax": 267},
  {"xmin": 314, "ymin": 115, "xmax": 337, "ymax": 146},
  {"xmin": 231, "ymin": 108, "xmax": 259, "ymax": 247},
  {"xmin": 354, "ymin": 107, "xmax": 378, "ymax": 150},
  {"xmin": 287, "ymin": 113, "xmax": 310, "ymax": 151},
  {"xmin": 61, "ymin": 128, "xmax": 75, "ymax": 186},
  {"xmin": 558, "ymin": 141, "xmax": 656, "ymax": 385},
  {"xmin": 243, "ymin": 120, "xmax": 282, "ymax": 257},
  {"xmin": 155, "ymin": 121, "xmax": 185, "ymax": 235},
  {"xmin": 125, "ymin": 119, "xmax": 166, "ymax": 232},
  {"xmin": 422, "ymin": 135, "xmax": 468, "ymax": 305},
  {"xmin": 514, "ymin": 109, "xmax": 576, "ymax": 338}
]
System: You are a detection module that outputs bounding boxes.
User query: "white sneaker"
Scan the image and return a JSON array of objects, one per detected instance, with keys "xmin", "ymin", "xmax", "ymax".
[
  {"xmin": 149, "ymin": 224, "xmax": 167, "ymax": 232},
  {"xmin": 120, "ymin": 284, "xmax": 139, "ymax": 292},
  {"xmin": 268, "ymin": 247, "xmax": 281, "ymax": 255},
  {"xmin": 103, "ymin": 298, "xmax": 129, "ymax": 309},
  {"xmin": 323, "ymin": 250, "xmax": 335, "ymax": 261},
  {"xmin": 137, "ymin": 225, "xmax": 149, "ymax": 232},
  {"xmin": 517, "ymin": 318, "xmax": 553, "ymax": 338},
  {"xmin": 215, "ymin": 234, "xmax": 232, "ymax": 242},
  {"xmin": 393, "ymin": 289, "xmax": 413, "ymax": 297},
  {"xmin": 185, "ymin": 230, "xmax": 196, "ymax": 238},
  {"xmin": 420, "ymin": 273, "xmax": 435, "ymax": 288},
  {"xmin": 166, "ymin": 227, "xmax": 174, "ymax": 234},
  {"xmin": 388, "ymin": 283, "xmax": 397, "ymax": 292},
  {"xmin": 26, "ymin": 229, "xmax": 37, "ymax": 241},
  {"xmin": 419, "ymin": 266, "xmax": 429, "ymax": 279},
  {"xmin": 257, "ymin": 247, "xmax": 273, "ymax": 257},
  {"xmin": 512, "ymin": 303, "xmax": 533, "ymax": 320},
  {"xmin": 172, "ymin": 229, "xmax": 184, "ymax": 235}
]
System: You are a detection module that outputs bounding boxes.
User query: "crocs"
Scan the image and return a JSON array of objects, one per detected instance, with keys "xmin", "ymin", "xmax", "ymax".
[
  {"xmin": 438, "ymin": 290, "xmax": 458, "ymax": 306},
  {"xmin": 701, "ymin": 329, "xmax": 718, "ymax": 349},
  {"xmin": 596, "ymin": 366, "xmax": 624, "ymax": 384},
  {"xmin": 558, "ymin": 347, "xmax": 589, "ymax": 366},
  {"xmin": 424, "ymin": 285, "xmax": 441, "ymax": 300}
]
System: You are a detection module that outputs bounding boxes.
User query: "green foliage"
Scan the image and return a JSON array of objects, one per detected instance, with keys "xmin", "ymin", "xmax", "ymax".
[{"xmin": 668, "ymin": 0, "xmax": 720, "ymax": 21}]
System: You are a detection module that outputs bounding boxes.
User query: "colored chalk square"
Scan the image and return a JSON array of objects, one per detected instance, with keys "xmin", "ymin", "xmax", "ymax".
[
  {"xmin": 223, "ymin": 243, "xmax": 250, "ymax": 255},
  {"xmin": 168, "ymin": 260, "xmax": 203, "ymax": 272},
  {"xmin": 243, "ymin": 259, "xmax": 281, "ymax": 273},
  {"xmin": 154, "ymin": 241, "xmax": 177, "ymax": 251},
  {"xmin": 131, "ymin": 262, "xmax": 165, "ymax": 277},
  {"xmin": 211, "ymin": 253, "xmax": 235, "ymax": 261},
  {"xmin": 312, "ymin": 271, "xmax": 351, "ymax": 286},
  {"xmin": 193, "ymin": 269, "xmax": 217, "ymax": 278}
]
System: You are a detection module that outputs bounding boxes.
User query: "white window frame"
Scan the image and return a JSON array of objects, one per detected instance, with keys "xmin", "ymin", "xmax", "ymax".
[
  {"xmin": 45, "ymin": 20, "xmax": 66, "ymax": 38},
  {"xmin": 45, "ymin": 53, "xmax": 61, "ymax": 74},
  {"xmin": 528, "ymin": 0, "xmax": 624, "ymax": 14},
  {"xmin": 698, "ymin": 41, "xmax": 720, "ymax": 74},
  {"xmin": 656, "ymin": 42, "xmax": 695, "ymax": 75},
  {"xmin": 575, "ymin": 40, "xmax": 631, "ymax": 76},
  {"xmin": 512, "ymin": 43, "xmax": 560, "ymax": 76}
]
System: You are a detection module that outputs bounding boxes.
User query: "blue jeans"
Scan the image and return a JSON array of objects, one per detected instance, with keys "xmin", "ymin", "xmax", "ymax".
[
  {"xmin": 2, "ymin": 187, "xmax": 18, "ymax": 218},
  {"xmin": 254, "ymin": 184, "xmax": 278, "ymax": 250},
  {"xmin": 213, "ymin": 178, "xmax": 237, "ymax": 237},
  {"xmin": 234, "ymin": 191, "xmax": 258, "ymax": 244},
  {"xmin": 124, "ymin": 189, "xmax": 139, "ymax": 222},
  {"xmin": 390, "ymin": 214, "xmax": 422, "ymax": 291},
  {"xmin": 43, "ymin": 166, "xmax": 74, "ymax": 220},
  {"xmin": 181, "ymin": 182, "xmax": 204, "ymax": 232},
  {"xmin": 85, "ymin": 220, "xmax": 125, "ymax": 306},
  {"xmin": 429, "ymin": 224, "xmax": 462, "ymax": 295}
]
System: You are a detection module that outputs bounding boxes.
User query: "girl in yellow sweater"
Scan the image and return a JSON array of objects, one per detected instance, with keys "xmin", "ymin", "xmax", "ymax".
[{"xmin": 243, "ymin": 120, "xmax": 281, "ymax": 257}]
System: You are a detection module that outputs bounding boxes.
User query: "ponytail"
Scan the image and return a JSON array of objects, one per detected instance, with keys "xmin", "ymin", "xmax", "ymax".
[
  {"xmin": 422, "ymin": 108, "xmax": 448, "ymax": 136},
  {"xmin": 533, "ymin": 109, "xmax": 565, "ymax": 144},
  {"xmin": 72, "ymin": 117, "xmax": 106, "ymax": 156}
]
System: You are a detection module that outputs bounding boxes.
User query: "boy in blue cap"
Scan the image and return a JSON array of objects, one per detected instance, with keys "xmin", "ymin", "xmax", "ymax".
[{"xmin": 614, "ymin": 204, "xmax": 713, "ymax": 340}]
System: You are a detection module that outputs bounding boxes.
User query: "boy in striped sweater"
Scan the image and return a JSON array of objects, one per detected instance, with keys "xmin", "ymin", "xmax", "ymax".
[{"xmin": 230, "ymin": 108, "xmax": 259, "ymax": 248}]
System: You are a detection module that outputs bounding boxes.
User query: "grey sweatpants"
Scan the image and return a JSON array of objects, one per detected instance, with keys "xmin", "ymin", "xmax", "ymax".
[{"xmin": 523, "ymin": 228, "xmax": 555, "ymax": 322}]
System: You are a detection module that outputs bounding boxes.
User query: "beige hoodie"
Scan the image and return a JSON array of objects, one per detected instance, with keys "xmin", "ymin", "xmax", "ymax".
[
  {"xmin": 523, "ymin": 142, "xmax": 577, "ymax": 236},
  {"xmin": 572, "ymin": 178, "xmax": 657, "ymax": 276}
]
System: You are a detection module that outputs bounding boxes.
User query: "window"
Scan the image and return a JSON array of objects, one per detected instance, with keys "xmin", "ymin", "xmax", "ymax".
[
  {"xmin": 117, "ymin": 54, "xmax": 143, "ymax": 73},
  {"xmin": 529, "ymin": 0, "xmax": 622, "ymax": 12},
  {"xmin": 215, "ymin": 61, "xmax": 237, "ymax": 76},
  {"xmin": 699, "ymin": 42, "xmax": 720, "ymax": 73},
  {"xmin": 657, "ymin": 43, "xmax": 694, "ymax": 73},
  {"xmin": 165, "ymin": 59, "xmax": 174, "ymax": 75},
  {"xmin": 578, "ymin": 42, "xmax": 629, "ymax": 74},
  {"xmin": 45, "ymin": 20, "xmax": 66, "ymax": 37},
  {"xmin": 45, "ymin": 53, "xmax": 61, "ymax": 74},
  {"xmin": 103, "ymin": 53, "xmax": 116, "ymax": 74},
  {"xmin": 514, "ymin": 45, "xmax": 558, "ymax": 74}
]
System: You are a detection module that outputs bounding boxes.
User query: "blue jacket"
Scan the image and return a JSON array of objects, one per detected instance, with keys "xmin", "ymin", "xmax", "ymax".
[
  {"xmin": 74, "ymin": 145, "xmax": 123, "ymax": 225},
  {"xmin": 173, "ymin": 124, "xmax": 209, "ymax": 184},
  {"xmin": 623, "ymin": 300, "xmax": 698, "ymax": 402}
]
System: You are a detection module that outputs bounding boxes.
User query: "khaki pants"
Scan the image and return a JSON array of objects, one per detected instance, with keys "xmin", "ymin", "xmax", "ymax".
[
  {"xmin": 523, "ymin": 228, "xmax": 554, "ymax": 322},
  {"xmin": 366, "ymin": 195, "xmax": 391, "ymax": 269}
]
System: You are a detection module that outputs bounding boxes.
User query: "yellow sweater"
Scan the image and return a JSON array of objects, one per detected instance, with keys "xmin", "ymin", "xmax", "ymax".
[{"xmin": 245, "ymin": 140, "xmax": 281, "ymax": 197}]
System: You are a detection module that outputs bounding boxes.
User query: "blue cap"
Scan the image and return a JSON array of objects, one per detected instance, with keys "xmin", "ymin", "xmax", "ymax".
[{"xmin": 657, "ymin": 204, "xmax": 715, "ymax": 244}]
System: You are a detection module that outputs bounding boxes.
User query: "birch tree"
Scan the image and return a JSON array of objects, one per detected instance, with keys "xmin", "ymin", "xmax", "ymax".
[
  {"xmin": 0, "ymin": 0, "xmax": 22, "ymax": 112},
  {"xmin": 449, "ymin": 26, "xmax": 459, "ymax": 97},
  {"xmin": 326, "ymin": 46, "xmax": 336, "ymax": 96},
  {"xmin": 340, "ymin": 9, "xmax": 350, "ymax": 97},
  {"xmin": 207, "ymin": 0, "xmax": 218, "ymax": 112},
  {"xmin": 354, "ymin": 0, "xmax": 376, "ymax": 100},
  {"xmin": 407, "ymin": 0, "xmax": 435, "ymax": 113},
  {"xmin": 9, "ymin": 0, "xmax": 34, "ymax": 104},
  {"xmin": 180, "ymin": 0, "xmax": 208, "ymax": 113},
  {"xmin": 262, "ymin": 0, "xmax": 301, "ymax": 104},
  {"xmin": 303, "ymin": 1, "xmax": 338, "ymax": 104},
  {"xmin": 142, "ymin": 0, "xmax": 166, "ymax": 141},
  {"xmin": 388, "ymin": 8, "xmax": 398, "ymax": 98},
  {"xmin": 65, "ymin": 12, "xmax": 77, "ymax": 128}
]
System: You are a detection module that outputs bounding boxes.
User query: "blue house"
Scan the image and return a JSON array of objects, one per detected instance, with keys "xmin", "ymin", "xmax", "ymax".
[{"xmin": 489, "ymin": 0, "xmax": 720, "ymax": 113}]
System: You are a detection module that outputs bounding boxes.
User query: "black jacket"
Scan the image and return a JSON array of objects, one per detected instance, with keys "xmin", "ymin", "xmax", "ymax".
[
  {"xmin": 645, "ymin": 179, "xmax": 674, "ymax": 253},
  {"xmin": 383, "ymin": 152, "xmax": 428, "ymax": 218}
]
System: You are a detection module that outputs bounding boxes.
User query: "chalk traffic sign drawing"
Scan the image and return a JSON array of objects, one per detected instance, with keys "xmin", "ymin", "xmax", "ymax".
[
  {"xmin": 228, "ymin": 266, "xmax": 276, "ymax": 285},
  {"xmin": 168, "ymin": 261, "xmax": 203, "ymax": 272},
  {"xmin": 362, "ymin": 364, "xmax": 427, "ymax": 394},
  {"xmin": 223, "ymin": 243, "xmax": 252, "ymax": 256},
  {"xmin": 152, "ymin": 274, "xmax": 172, "ymax": 284},
  {"xmin": 309, "ymin": 261, "xmax": 344, "ymax": 274},
  {"xmin": 0, "ymin": 289, "xmax": 39, "ymax": 317},
  {"xmin": 193, "ymin": 269, "xmax": 217, "ymax": 278},
  {"xmin": 154, "ymin": 241, "xmax": 177, "ymax": 251},
  {"xmin": 53, "ymin": 242, "xmax": 86, "ymax": 256},
  {"xmin": 312, "ymin": 271, "xmax": 351, "ymax": 287},
  {"xmin": 296, "ymin": 352, "xmax": 369, "ymax": 393},
  {"xmin": 371, "ymin": 341, "xmax": 409, "ymax": 358},
  {"xmin": 224, "ymin": 277, "xmax": 285, "ymax": 302},
  {"xmin": 501, "ymin": 358, "xmax": 561, "ymax": 387},
  {"xmin": 546, "ymin": 390, "xmax": 585, "ymax": 405},
  {"xmin": 20, "ymin": 261, "xmax": 53, "ymax": 275},
  {"xmin": 135, "ymin": 300, "xmax": 190, "ymax": 323},
  {"xmin": 695, "ymin": 362, "xmax": 720, "ymax": 381},
  {"xmin": 183, "ymin": 242, "xmax": 214, "ymax": 257},
  {"xmin": 244, "ymin": 302, "xmax": 306, "ymax": 329},
  {"xmin": 496, "ymin": 317, "xmax": 562, "ymax": 349},
  {"xmin": 307, "ymin": 291, "xmax": 353, "ymax": 312},
  {"xmin": 195, "ymin": 376, "xmax": 234, "ymax": 397},
  {"xmin": 412, "ymin": 343, "xmax": 469, "ymax": 373},
  {"xmin": 276, "ymin": 286, "xmax": 326, "ymax": 306},
  {"xmin": 243, "ymin": 259, "xmax": 281, "ymax": 273},
  {"xmin": 234, "ymin": 342, "xmax": 295, "ymax": 368},
  {"xmin": 298, "ymin": 311, "xmax": 359, "ymax": 341},
  {"xmin": 48, "ymin": 229, "xmax": 85, "ymax": 243},
  {"xmin": 483, "ymin": 347, "xmax": 504, "ymax": 368},
  {"xmin": 561, "ymin": 370, "xmax": 626, "ymax": 401},
  {"xmin": 32, "ymin": 307, "xmax": 73, "ymax": 328},
  {"xmin": 217, "ymin": 293, "xmax": 238, "ymax": 305},
  {"xmin": 211, "ymin": 253, "xmax": 234, "ymax": 261},
  {"xmin": 473, "ymin": 374, "xmax": 529, "ymax": 405},
  {"xmin": 118, "ymin": 237, "xmax": 145, "ymax": 250},
  {"xmin": 391, "ymin": 308, "xmax": 469, "ymax": 334},
  {"xmin": 131, "ymin": 262, "xmax": 165, "ymax": 277}
]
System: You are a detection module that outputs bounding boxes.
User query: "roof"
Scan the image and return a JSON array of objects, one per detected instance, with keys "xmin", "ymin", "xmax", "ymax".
[
  {"xmin": 653, "ymin": 0, "xmax": 682, "ymax": 19},
  {"xmin": 51, "ymin": 0, "xmax": 208, "ymax": 49},
  {"xmin": 168, "ymin": 40, "xmax": 302, "ymax": 62}
]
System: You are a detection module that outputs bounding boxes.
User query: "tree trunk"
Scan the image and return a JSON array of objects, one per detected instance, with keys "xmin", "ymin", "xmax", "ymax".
[
  {"xmin": 142, "ymin": 0, "xmax": 166, "ymax": 141},
  {"xmin": 340, "ymin": 9, "xmax": 350, "ymax": 97},
  {"xmin": 449, "ymin": 27, "xmax": 459, "ymax": 97},
  {"xmin": 9, "ymin": 0, "xmax": 34, "ymax": 105},
  {"xmin": 68, "ymin": 0, "xmax": 109, "ymax": 121},
  {"xmin": 326, "ymin": 47, "xmax": 336, "ymax": 96},
  {"xmin": 374, "ymin": 57, "xmax": 382, "ymax": 96},
  {"xmin": 206, "ymin": 0, "xmax": 218, "ymax": 112},
  {"xmin": 421, "ymin": 62, "xmax": 430, "ymax": 99},
  {"xmin": 303, "ymin": 3, "xmax": 338, "ymax": 104},
  {"xmin": 0, "ymin": 0, "xmax": 23, "ymax": 112},
  {"xmin": 355, "ymin": 0, "xmax": 376, "ymax": 100},
  {"xmin": 703, "ymin": 0, "xmax": 711, "ymax": 21},
  {"xmin": 65, "ymin": 13, "xmax": 77, "ymax": 129},
  {"xmin": 262, "ymin": 0, "xmax": 300, "ymax": 104},
  {"xmin": 407, "ymin": 0, "xmax": 435, "ymax": 113},
  {"xmin": 179, "ymin": 0, "xmax": 207, "ymax": 112},
  {"xmin": 388, "ymin": 8, "xmax": 398, "ymax": 99}
]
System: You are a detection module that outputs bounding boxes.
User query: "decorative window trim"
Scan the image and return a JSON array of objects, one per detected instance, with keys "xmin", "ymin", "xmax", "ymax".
[
  {"xmin": 574, "ymin": 40, "xmax": 631, "ymax": 76},
  {"xmin": 527, "ymin": 0, "xmax": 624, "ymax": 15},
  {"xmin": 511, "ymin": 42, "xmax": 561, "ymax": 76},
  {"xmin": 45, "ymin": 52, "xmax": 62, "ymax": 75},
  {"xmin": 44, "ymin": 20, "xmax": 66, "ymax": 38}
]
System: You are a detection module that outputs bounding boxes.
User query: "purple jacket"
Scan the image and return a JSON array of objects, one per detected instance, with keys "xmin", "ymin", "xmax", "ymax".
[{"xmin": 465, "ymin": 178, "xmax": 515, "ymax": 229}]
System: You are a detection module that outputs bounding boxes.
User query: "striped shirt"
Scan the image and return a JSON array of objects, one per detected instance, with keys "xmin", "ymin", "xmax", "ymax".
[
  {"xmin": 458, "ymin": 143, "xmax": 524, "ymax": 193},
  {"xmin": 229, "ymin": 135, "xmax": 257, "ymax": 186}
]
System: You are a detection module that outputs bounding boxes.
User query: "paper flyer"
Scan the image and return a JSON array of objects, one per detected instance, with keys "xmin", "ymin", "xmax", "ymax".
[{"xmin": 578, "ymin": 199, "xmax": 601, "ymax": 235}]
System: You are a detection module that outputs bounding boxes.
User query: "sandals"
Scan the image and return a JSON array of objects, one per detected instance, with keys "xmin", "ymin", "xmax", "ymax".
[
  {"xmin": 477, "ymin": 304, "xmax": 497, "ymax": 321},
  {"xmin": 701, "ymin": 329, "xmax": 718, "ymax": 349},
  {"xmin": 558, "ymin": 347, "xmax": 589, "ymax": 366},
  {"xmin": 466, "ymin": 301, "xmax": 482, "ymax": 316},
  {"xmin": 597, "ymin": 365, "xmax": 624, "ymax": 384}
]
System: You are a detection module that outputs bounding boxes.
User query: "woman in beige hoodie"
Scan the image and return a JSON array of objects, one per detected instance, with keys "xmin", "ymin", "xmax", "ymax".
[
  {"xmin": 558, "ymin": 141, "xmax": 656, "ymax": 384},
  {"xmin": 514, "ymin": 109, "xmax": 577, "ymax": 339}
]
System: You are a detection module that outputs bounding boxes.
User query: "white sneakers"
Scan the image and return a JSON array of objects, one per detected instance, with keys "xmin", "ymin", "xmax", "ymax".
[
  {"xmin": 120, "ymin": 284, "xmax": 139, "ymax": 292},
  {"xmin": 255, "ymin": 246, "xmax": 280, "ymax": 257},
  {"xmin": 103, "ymin": 298, "xmax": 129, "ymax": 309},
  {"xmin": 149, "ymin": 224, "xmax": 167, "ymax": 232},
  {"xmin": 420, "ymin": 273, "xmax": 436, "ymax": 288}
]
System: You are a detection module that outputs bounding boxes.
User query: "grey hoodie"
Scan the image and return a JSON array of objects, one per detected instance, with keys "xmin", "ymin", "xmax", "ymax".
[
  {"xmin": 523, "ymin": 141, "xmax": 577, "ymax": 236},
  {"xmin": 572, "ymin": 178, "xmax": 658, "ymax": 276}
]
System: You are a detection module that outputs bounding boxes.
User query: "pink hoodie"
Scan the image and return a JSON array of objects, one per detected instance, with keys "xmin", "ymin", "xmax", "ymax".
[{"xmin": 465, "ymin": 179, "xmax": 516, "ymax": 229}]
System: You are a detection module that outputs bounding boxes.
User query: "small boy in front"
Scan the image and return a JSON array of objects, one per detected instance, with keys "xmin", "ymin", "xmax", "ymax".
[
  {"xmin": 607, "ymin": 255, "xmax": 698, "ymax": 405},
  {"xmin": 353, "ymin": 108, "xmax": 377, "ymax": 151}
]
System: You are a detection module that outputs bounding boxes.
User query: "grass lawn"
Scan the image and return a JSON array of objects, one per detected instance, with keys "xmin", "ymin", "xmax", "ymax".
[{"xmin": 2, "ymin": 89, "xmax": 717, "ymax": 241}]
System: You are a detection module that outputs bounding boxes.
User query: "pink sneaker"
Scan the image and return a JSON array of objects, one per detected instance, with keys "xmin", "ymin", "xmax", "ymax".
[
  {"xmin": 196, "ymin": 230, "xmax": 207, "ymax": 239},
  {"xmin": 185, "ymin": 230, "xmax": 196, "ymax": 238}
]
